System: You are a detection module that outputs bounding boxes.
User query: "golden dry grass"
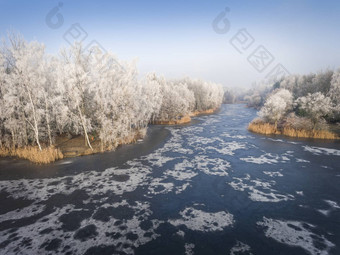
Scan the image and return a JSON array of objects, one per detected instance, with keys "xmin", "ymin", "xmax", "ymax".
[
  {"xmin": 248, "ymin": 119, "xmax": 339, "ymax": 140},
  {"xmin": 153, "ymin": 108, "xmax": 218, "ymax": 125},
  {"xmin": 248, "ymin": 121, "xmax": 281, "ymax": 135},
  {"xmin": 190, "ymin": 108, "xmax": 217, "ymax": 117},
  {"xmin": 0, "ymin": 128, "xmax": 147, "ymax": 164},
  {"xmin": 0, "ymin": 146, "xmax": 64, "ymax": 164},
  {"xmin": 152, "ymin": 115, "xmax": 192, "ymax": 125},
  {"xmin": 281, "ymin": 127, "xmax": 339, "ymax": 139}
]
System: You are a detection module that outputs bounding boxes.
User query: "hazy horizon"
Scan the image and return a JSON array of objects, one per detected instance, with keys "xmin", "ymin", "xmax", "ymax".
[{"xmin": 1, "ymin": 0, "xmax": 340, "ymax": 88}]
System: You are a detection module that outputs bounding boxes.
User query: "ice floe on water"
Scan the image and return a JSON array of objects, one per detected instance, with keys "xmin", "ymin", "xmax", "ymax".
[
  {"xmin": 0, "ymin": 200, "xmax": 163, "ymax": 255},
  {"xmin": 263, "ymin": 171, "xmax": 283, "ymax": 177},
  {"xmin": 229, "ymin": 241, "xmax": 252, "ymax": 255},
  {"xmin": 205, "ymin": 141, "xmax": 246, "ymax": 156},
  {"xmin": 267, "ymin": 138, "xmax": 300, "ymax": 144},
  {"xmin": 165, "ymin": 159, "xmax": 198, "ymax": 181},
  {"xmin": 317, "ymin": 199, "xmax": 340, "ymax": 216},
  {"xmin": 0, "ymin": 164, "xmax": 152, "ymax": 201},
  {"xmin": 296, "ymin": 158, "xmax": 310, "ymax": 163},
  {"xmin": 57, "ymin": 160, "xmax": 73, "ymax": 165},
  {"xmin": 192, "ymin": 155, "xmax": 231, "ymax": 176},
  {"xmin": 303, "ymin": 146, "xmax": 340, "ymax": 156},
  {"xmin": 175, "ymin": 183, "xmax": 191, "ymax": 194},
  {"xmin": 221, "ymin": 132, "xmax": 249, "ymax": 140},
  {"xmin": 240, "ymin": 153, "xmax": 279, "ymax": 164},
  {"xmin": 296, "ymin": 191, "xmax": 304, "ymax": 196},
  {"xmin": 229, "ymin": 175, "xmax": 294, "ymax": 202},
  {"xmin": 0, "ymin": 203, "xmax": 46, "ymax": 223},
  {"xmin": 185, "ymin": 243, "xmax": 195, "ymax": 255},
  {"xmin": 257, "ymin": 217, "xmax": 335, "ymax": 255},
  {"xmin": 147, "ymin": 178, "xmax": 174, "ymax": 196},
  {"xmin": 317, "ymin": 209, "xmax": 331, "ymax": 216},
  {"xmin": 324, "ymin": 199, "xmax": 340, "ymax": 209},
  {"xmin": 169, "ymin": 207, "xmax": 234, "ymax": 232},
  {"xmin": 240, "ymin": 152, "xmax": 294, "ymax": 165}
]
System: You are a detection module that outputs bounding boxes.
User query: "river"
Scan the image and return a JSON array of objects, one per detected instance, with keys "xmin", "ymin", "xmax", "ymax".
[{"xmin": 0, "ymin": 104, "xmax": 339, "ymax": 255}]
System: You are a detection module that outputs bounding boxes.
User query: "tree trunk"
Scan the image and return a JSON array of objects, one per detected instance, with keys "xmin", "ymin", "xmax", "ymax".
[
  {"xmin": 77, "ymin": 105, "xmax": 93, "ymax": 151},
  {"xmin": 100, "ymin": 139, "xmax": 104, "ymax": 152},
  {"xmin": 27, "ymin": 88, "xmax": 42, "ymax": 151},
  {"xmin": 23, "ymin": 116, "xmax": 28, "ymax": 146},
  {"xmin": 11, "ymin": 129, "xmax": 15, "ymax": 149},
  {"xmin": 44, "ymin": 93, "xmax": 53, "ymax": 146}
]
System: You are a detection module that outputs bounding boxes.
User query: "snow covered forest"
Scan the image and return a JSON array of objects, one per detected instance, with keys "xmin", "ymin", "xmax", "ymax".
[
  {"xmin": 0, "ymin": 33, "xmax": 224, "ymax": 154},
  {"xmin": 245, "ymin": 70, "xmax": 340, "ymax": 138}
]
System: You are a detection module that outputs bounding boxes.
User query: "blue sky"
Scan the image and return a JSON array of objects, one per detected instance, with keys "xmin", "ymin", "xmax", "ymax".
[{"xmin": 1, "ymin": 0, "xmax": 340, "ymax": 88}]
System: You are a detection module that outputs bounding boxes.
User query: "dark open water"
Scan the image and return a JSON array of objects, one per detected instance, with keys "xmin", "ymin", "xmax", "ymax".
[{"xmin": 0, "ymin": 104, "xmax": 339, "ymax": 255}]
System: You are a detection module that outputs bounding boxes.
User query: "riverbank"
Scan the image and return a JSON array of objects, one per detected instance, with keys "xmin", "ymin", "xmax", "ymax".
[
  {"xmin": 0, "ymin": 125, "xmax": 170, "ymax": 178},
  {"xmin": 152, "ymin": 108, "xmax": 219, "ymax": 125},
  {"xmin": 0, "ymin": 108, "xmax": 219, "ymax": 164},
  {"xmin": 0, "ymin": 129, "xmax": 147, "ymax": 164},
  {"xmin": 248, "ymin": 119, "xmax": 340, "ymax": 140}
]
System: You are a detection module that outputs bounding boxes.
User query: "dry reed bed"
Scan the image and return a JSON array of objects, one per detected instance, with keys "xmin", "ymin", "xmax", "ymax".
[
  {"xmin": 248, "ymin": 121, "xmax": 339, "ymax": 140},
  {"xmin": 0, "ymin": 107, "xmax": 219, "ymax": 164},
  {"xmin": 153, "ymin": 108, "xmax": 218, "ymax": 125},
  {"xmin": 0, "ymin": 128, "xmax": 147, "ymax": 164},
  {"xmin": 0, "ymin": 146, "xmax": 64, "ymax": 164}
]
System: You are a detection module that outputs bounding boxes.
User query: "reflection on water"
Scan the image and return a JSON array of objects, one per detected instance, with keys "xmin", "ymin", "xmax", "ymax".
[{"xmin": 0, "ymin": 104, "xmax": 339, "ymax": 255}]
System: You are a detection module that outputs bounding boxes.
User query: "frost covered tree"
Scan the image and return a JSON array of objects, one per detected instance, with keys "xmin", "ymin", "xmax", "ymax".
[
  {"xmin": 259, "ymin": 89, "xmax": 293, "ymax": 127},
  {"xmin": 0, "ymin": 33, "xmax": 226, "ymax": 155},
  {"xmin": 1, "ymin": 34, "xmax": 47, "ymax": 150},
  {"xmin": 0, "ymin": 51, "xmax": 6, "ymax": 147},
  {"xmin": 57, "ymin": 43, "xmax": 94, "ymax": 150},
  {"xmin": 89, "ymin": 47, "xmax": 145, "ymax": 150},
  {"xmin": 328, "ymin": 69, "xmax": 340, "ymax": 121},
  {"xmin": 295, "ymin": 92, "xmax": 333, "ymax": 129},
  {"xmin": 184, "ymin": 78, "xmax": 223, "ymax": 111},
  {"xmin": 150, "ymin": 75, "xmax": 195, "ymax": 121}
]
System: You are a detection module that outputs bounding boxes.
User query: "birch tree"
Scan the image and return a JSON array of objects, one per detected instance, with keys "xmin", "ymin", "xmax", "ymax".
[
  {"xmin": 4, "ymin": 35, "xmax": 46, "ymax": 150},
  {"xmin": 57, "ymin": 43, "xmax": 93, "ymax": 150}
]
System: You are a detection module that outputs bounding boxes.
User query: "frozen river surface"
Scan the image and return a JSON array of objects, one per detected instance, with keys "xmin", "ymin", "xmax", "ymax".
[{"xmin": 0, "ymin": 104, "xmax": 339, "ymax": 255}]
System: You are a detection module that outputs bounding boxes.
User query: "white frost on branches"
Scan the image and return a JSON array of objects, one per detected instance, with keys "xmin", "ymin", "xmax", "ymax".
[
  {"xmin": 259, "ymin": 89, "xmax": 293, "ymax": 126},
  {"xmin": 0, "ymin": 33, "xmax": 224, "ymax": 150},
  {"xmin": 295, "ymin": 92, "xmax": 333, "ymax": 128}
]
